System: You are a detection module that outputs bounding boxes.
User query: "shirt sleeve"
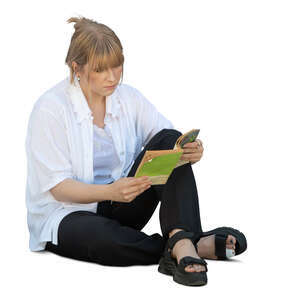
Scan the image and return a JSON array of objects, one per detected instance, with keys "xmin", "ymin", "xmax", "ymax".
[
  {"xmin": 26, "ymin": 107, "xmax": 74, "ymax": 196},
  {"xmin": 134, "ymin": 89, "xmax": 175, "ymax": 148}
]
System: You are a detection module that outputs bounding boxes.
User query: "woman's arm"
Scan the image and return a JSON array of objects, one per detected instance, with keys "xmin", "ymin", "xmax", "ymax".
[
  {"xmin": 50, "ymin": 178, "xmax": 113, "ymax": 204},
  {"xmin": 27, "ymin": 106, "xmax": 113, "ymax": 201}
]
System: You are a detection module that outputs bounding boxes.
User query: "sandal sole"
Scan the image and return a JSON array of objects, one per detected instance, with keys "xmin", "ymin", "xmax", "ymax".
[
  {"xmin": 174, "ymin": 271, "xmax": 207, "ymax": 286},
  {"xmin": 158, "ymin": 256, "xmax": 175, "ymax": 276},
  {"xmin": 158, "ymin": 257, "xmax": 208, "ymax": 286}
]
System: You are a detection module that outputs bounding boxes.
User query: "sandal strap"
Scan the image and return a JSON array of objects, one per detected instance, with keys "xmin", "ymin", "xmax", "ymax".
[
  {"xmin": 178, "ymin": 256, "xmax": 208, "ymax": 273},
  {"xmin": 192, "ymin": 231, "xmax": 203, "ymax": 252},
  {"xmin": 167, "ymin": 231, "xmax": 195, "ymax": 250},
  {"xmin": 215, "ymin": 233, "xmax": 227, "ymax": 259}
]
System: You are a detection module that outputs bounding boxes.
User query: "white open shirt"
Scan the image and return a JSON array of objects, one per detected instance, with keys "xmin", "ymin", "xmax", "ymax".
[{"xmin": 25, "ymin": 75, "xmax": 174, "ymax": 251}]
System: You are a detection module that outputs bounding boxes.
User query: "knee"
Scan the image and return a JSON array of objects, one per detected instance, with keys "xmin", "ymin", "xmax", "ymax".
[
  {"xmin": 160, "ymin": 128, "xmax": 182, "ymax": 137},
  {"xmin": 156, "ymin": 128, "xmax": 182, "ymax": 149}
]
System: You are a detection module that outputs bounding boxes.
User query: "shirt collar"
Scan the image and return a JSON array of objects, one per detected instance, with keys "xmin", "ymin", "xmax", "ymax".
[{"xmin": 66, "ymin": 75, "xmax": 121, "ymax": 124}]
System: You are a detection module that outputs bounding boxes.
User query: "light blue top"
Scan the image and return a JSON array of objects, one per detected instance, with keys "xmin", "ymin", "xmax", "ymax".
[{"xmin": 93, "ymin": 123, "xmax": 120, "ymax": 184}]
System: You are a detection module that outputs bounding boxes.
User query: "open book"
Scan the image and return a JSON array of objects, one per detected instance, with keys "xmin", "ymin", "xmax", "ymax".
[{"xmin": 134, "ymin": 129, "xmax": 200, "ymax": 185}]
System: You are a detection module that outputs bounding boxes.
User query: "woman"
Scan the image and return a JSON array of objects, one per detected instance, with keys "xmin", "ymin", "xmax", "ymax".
[{"xmin": 25, "ymin": 16, "xmax": 247, "ymax": 287}]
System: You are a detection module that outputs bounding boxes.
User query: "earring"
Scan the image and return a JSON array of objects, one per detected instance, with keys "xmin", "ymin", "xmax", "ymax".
[{"xmin": 77, "ymin": 75, "xmax": 80, "ymax": 82}]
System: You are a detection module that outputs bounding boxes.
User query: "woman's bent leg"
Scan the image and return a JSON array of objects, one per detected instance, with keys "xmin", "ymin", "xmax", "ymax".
[
  {"xmin": 101, "ymin": 128, "xmax": 203, "ymax": 241},
  {"xmin": 158, "ymin": 162, "xmax": 203, "ymax": 239},
  {"xmin": 45, "ymin": 210, "xmax": 165, "ymax": 266}
]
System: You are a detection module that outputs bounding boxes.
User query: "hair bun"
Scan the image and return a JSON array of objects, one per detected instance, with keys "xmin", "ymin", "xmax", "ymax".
[{"xmin": 66, "ymin": 16, "xmax": 87, "ymax": 29}]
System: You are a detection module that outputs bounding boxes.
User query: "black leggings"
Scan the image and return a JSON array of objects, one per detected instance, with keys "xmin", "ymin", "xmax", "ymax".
[{"xmin": 45, "ymin": 128, "xmax": 203, "ymax": 266}]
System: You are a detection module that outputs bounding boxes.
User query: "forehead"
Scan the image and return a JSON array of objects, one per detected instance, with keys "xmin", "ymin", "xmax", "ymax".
[
  {"xmin": 91, "ymin": 51, "xmax": 122, "ymax": 69},
  {"xmin": 81, "ymin": 49, "xmax": 122, "ymax": 74},
  {"xmin": 85, "ymin": 64, "xmax": 121, "ymax": 75}
]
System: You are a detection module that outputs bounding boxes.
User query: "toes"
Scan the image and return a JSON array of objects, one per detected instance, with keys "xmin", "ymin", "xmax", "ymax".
[
  {"xmin": 226, "ymin": 248, "xmax": 236, "ymax": 258},
  {"xmin": 193, "ymin": 265, "xmax": 199, "ymax": 272},
  {"xmin": 193, "ymin": 264, "xmax": 204, "ymax": 272},
  {"xmin": 226, "ymin": 235, "xmax": 236, "ymax": 249},
  {"xmin": 185, "ymin": 264, "xmax": 204, "ymax": 272},
  {"xmin": 195, "ymin": 264, "xmax": 202, "ymax": 272},
  {"xmin": 194, "ymin": 264, "xmax": 205, "ymax": 272},
  {"xmin": 185, "ymin": 265, "xmax": 194, "ymax": 272},
  {"xmin": 227, "ymin": 244, "xmax": 235, "ymax": 250}
]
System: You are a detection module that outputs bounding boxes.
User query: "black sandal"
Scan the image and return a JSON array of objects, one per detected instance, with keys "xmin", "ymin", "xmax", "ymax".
[
  {"xmin": 158, "ymin": 230, "xmax": 208, "ymax": 286},
  {"xmin": 194, "ymin": 226, "xmax": 247, "ymax": 260}
]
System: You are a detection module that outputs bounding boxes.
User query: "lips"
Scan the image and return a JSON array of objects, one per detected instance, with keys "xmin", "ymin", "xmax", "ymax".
[{"xmin": 105, "ymin": 85, "xmax": 116, "ymax": 88}]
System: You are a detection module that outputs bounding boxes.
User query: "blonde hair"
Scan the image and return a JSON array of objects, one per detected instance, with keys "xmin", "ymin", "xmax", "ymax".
[{"xmin": 65, "ymin": 15, "xmax": 124, "ymax": 86}]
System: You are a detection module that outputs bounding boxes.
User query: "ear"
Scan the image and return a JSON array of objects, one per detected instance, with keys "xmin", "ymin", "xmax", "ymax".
[{"xmin": 71, "ymin": 61, "xmax": 78, "ymax": 73}]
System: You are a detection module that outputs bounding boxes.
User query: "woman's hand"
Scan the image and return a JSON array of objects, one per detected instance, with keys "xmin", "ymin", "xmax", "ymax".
[
  {"xmin": 109, "ymin": 176, "xmax": 152, "ymax": 203},
  {"xmin": 179, "ymin": 139, "xmax": 204, "ymax": 165}
]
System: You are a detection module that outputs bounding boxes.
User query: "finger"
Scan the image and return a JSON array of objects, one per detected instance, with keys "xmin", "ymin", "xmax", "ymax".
[
  {"xmin": 183, "ymin": 142, "xmax": 198, "ymax": 148},
  {"xmin": 127, "ymin": 185, "xmax": 150, "ymax": 202},
  {"xmin": 182, "ymin": 153, "xmax": 198, "ymax": 159},
  {"xmin": 183, "ymin": 143, "xmax": 196, "ymax": 149},
  {"xmin": 183, "ymin": 145, "xmax": 203, "ymax": 153},
  {"xmin": 131, "ymin": 180, "xmax": 152, "ymax": 189},
  {"xmin": 192, "ymin": 141, "xmax": 199, "ymax": 148},
  {"xmin": 124, "ymin": 182, "xmax": 151, "ymax": 196},
  {"xmin": 183, "ymin": 148, "xmax": 198, "ymax": 153},
  {"xmin": 180, "ymin": 155, "xmax": 190, "ymax": 161},
  {"xmin": 181, "ymin": 153, "xmax": 197, "ymax": 159},
  {"xmin": 189, "ymin": 141, "xmax": 199, "ymax": 148},
  {"xmin": 131, "ymin": 182, "xmax": 151, "ymax": 193},
  {"xmin": 130, "ymin": 176, "xmax": 151, "ymax": 186}
]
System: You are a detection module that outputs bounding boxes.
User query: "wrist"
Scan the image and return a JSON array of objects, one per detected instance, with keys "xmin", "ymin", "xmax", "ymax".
[{"xmin": 106, "ymin": 182, "xmax": 115, "ymax": 201}]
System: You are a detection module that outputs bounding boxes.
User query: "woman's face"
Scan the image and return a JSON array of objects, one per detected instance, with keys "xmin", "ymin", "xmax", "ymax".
[{"xmin": 73, "ymin": 62, "xmax": 123, "ymax": 100}]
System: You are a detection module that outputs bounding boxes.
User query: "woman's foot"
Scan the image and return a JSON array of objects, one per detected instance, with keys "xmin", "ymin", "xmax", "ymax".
[
  {"xmin": 170, "ymin": 238, "xmax": 206, "ymax": 273},
  {"xmin": 196, "ymin": 234, "xmax": 236, "ymax": 259}
]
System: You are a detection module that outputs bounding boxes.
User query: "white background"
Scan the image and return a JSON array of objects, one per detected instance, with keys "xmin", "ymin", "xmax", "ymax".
[{"xmin": 1, "ymin": 0, "xmax": 299, "ymax": 298}]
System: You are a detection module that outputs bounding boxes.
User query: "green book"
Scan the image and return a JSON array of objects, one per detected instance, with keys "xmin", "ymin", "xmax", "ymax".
[{"xmin": 134, "ymin": 129, "xmax": 200, "ymax": 185}]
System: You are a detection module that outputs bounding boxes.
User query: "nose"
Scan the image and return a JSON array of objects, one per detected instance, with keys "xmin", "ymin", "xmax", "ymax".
[{"xmin": 107, "ymin": 69, "xmax": 116, "ymax": 81}]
